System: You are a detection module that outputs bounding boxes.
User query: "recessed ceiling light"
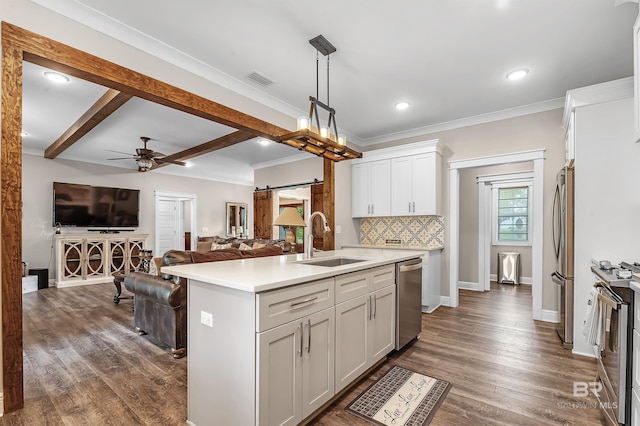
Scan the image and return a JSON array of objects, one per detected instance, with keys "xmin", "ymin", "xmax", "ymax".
[
  {"xmin": 394, "ymin": 101, "xmax": 411, "ymax": 111},
  {"xmin": 184, "ymin": 161, "xmax": 193, "ymax": 168},
  {"xmin": 506, "ymin": 69, "xmax": 529, "ymax": 81},
  {"xmin": 258, "ymin": 139, "xmax": 271, "ymax": 146},
  {"xmin": 43, "ymin": 71, "xmax": 70, "ymax": 83},
  {"xmin": 21, "ymin": 131, "xmax": 29, "ymax": 137}
]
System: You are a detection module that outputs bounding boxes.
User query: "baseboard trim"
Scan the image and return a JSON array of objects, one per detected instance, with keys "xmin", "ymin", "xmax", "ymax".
[
  {"xmin": 458, "ymin": 281, "xmax": 482, "ymax": 291},
  {"xmin": 440, "ymin": 296, "xmax": 451, "ymax": 307},
  {"xmin": 421, "ymin": 304, "xmax": 441, "ymax": 314},
  {"xmin": 489, "ymin": 274, "xmax": 532, "ymax": 285},
  {"xmin": 541, "ymin": 309, "xmax": 559, "ymax": 323},
  {"xmin": 572, "ymin": 348, "xmax": 597, "ymax": 359}
]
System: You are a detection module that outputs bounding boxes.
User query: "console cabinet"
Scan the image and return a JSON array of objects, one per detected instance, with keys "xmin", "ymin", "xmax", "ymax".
[{"xmin": 55, "ymin": 233, "xmax": 147, "ymax": 287}]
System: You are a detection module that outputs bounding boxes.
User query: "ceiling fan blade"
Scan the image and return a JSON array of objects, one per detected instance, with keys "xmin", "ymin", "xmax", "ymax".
[
  {"xmin": 155, "ymin": 157, "xmax": 186, "ymax": 166},
  {"xmin": 105, "ymin": 149, "xmax": 135, "ymax": 157},
  {"xmin": 107, "ymin": 157, "xmax": 136, "ymax": 161},
  {"xmin": 150, "ymin": 151, "xmax": 166, "ymax": 158}
]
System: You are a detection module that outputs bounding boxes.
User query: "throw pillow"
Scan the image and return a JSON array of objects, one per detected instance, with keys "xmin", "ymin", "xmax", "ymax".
[
  {"xmin": 238, "ymin": 242, "xmax": 253, "ymax": 250},
  {"xmin": 196, "ymin": 241, "xmax": 213, "ymax": 253},
  {"xmin": 211, "ymin": 242, "xmax": 232, "ymax": 250},
  {"xmin": 252, "ymin": 242, "xmax": 266, "ymax": 249}
]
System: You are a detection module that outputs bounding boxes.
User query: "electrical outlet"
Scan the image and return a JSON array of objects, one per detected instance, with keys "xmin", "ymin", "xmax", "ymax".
[
  {"xmin": 335, "ymin": 225, "xmax": 341, "ymax": 234},
  {"xmin": 200, "ymin": 311, "xmax": 213, "ymax": 327}
]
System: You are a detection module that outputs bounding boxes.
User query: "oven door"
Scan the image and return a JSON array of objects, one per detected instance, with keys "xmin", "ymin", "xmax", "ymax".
[{"xmin": 597, "ymin": 286, "xmax": 628, "ymax": 425}]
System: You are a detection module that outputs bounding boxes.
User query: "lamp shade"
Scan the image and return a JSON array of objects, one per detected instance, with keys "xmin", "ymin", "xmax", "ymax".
[{"xmin": 273, "ymin": 207, "xmax": 307, "ymax": 227}]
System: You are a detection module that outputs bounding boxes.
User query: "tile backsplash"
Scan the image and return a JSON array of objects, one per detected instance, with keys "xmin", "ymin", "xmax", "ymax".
[{"xmin": 360, "ymin": 216, "xmax": 445, "ymax": 249}]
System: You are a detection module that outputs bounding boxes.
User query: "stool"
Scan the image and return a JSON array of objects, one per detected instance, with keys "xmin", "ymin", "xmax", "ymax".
[{"xmin": 112, "ymin": 271, "xmax": 133, "ymax": 304}]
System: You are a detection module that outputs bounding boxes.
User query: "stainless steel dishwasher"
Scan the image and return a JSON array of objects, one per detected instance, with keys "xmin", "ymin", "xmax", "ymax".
[{"xmin": 396, "ymin": 258, "xmax": 423, "ymax": 349}]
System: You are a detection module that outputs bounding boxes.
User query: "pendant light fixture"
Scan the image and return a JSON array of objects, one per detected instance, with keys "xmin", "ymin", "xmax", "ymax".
[{"xmin": 278, "ymin": 35, "xmax": 362, "ymax": 162}]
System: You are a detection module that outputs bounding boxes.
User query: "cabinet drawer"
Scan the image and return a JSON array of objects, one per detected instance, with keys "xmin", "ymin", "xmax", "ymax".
[
  {"xmin": 335, "ymin": 270, "xmax": 370, "ymax": 303},
  {"xmin": 370, "ymin": 265, "xmax": 396, "ymax": 292},
  {"xmin": 256, "ymin": 278, "xmax": 334, "ymax": 332}
]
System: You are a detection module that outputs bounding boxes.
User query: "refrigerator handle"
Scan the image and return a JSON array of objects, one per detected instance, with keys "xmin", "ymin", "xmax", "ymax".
[{"xmin": 552, "ymin": 185, "xmax": 560, "ymax": 259}]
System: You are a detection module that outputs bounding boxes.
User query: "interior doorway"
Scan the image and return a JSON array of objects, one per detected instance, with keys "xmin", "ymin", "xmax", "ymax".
[
  {"xmin": 448, "ymin": 149, "xmax": 545, "ymax": 320},
  {"xmin": 154, "ymin": 191, "xmax": 197, "ymax": 257}
]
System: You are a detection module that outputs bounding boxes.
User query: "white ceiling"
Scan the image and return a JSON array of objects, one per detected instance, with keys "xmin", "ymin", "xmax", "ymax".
[{"xmin": 22, "ymin": 0, "xmax": 639, "ymax": 184}]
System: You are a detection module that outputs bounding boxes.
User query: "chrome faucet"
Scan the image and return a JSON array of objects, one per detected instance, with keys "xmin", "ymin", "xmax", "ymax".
[{"xmin": 307, "ymin": 211, "xmax": 331, "ymax": 258}]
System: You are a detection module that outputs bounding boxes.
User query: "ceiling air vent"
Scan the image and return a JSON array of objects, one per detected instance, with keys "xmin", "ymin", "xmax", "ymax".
[{"xmin": 247, "ymin": 71, "xmax": 274, "ymax": 87}]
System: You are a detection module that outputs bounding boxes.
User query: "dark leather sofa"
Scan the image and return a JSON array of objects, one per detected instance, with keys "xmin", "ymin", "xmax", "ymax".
[{"xmin": 124, "ymin": 245, "xmax": 284, "ymax": 358}]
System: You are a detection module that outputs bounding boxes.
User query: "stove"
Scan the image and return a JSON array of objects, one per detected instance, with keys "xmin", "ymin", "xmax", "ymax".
[
  {"xmin": 591, "ymin": 261, "xmax": 637, "ymax": 288},
  {"xmin": 591, "ymin": 260, "xmax": 635, "ymax": 425}
]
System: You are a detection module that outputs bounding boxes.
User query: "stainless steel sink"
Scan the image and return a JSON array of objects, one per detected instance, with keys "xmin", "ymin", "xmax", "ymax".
[{"xmin": 299, "ymin": 257, "xmax": 368, "ymax": 267}]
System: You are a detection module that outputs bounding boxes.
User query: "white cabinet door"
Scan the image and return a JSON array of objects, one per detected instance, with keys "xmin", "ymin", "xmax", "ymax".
[
  {"xmin": 352, "ymin": 163, "xmax": 371, "ymax": 218},
  {"xmin": 257, "ymin": 321, "xmax": 302, "ymax": 426},
  {"xmin": 335, "ymin": 294, "xmax": 369, "ymax": 392},
  {"xmin": 412, "ymin": 153, "xmax": 438, "ymax": 215},
  {"xmin": 302, "ymin": 307, "xmax": 335, "ymax": 418},
  {"xmin": 370, "ymin": 160, "xmax": 391, "ymax": 216},
  {"xmin": 390, "ymin": 153, "xmax": 440, "ymax": 216},
  {"xmin": 633, "ymin": 388, "xmax": 640, "ymax": 426},
  {"xmin": 634, "ymin": 329, "xmax": 640, "ymax": 392},
  {"xmin": 351, "ymin": 160, "xmax": 391, "ymax": 217},
  {"xmin": 369, "ymin": 285, "xmax": 396, "ymax": 363},
  {"xmin": 391, "ymin": 156, "xmax": 413, "ymax": 216}
]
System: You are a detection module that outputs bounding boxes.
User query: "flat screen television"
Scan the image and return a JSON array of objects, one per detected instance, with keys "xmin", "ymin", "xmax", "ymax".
[{"xmin": 53, "ymin": 182, "xmax": 140, "ymax": 228}]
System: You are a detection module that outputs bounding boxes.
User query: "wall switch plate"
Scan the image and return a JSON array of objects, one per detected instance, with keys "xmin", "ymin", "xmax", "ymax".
[
  {"xmin": 202, "ymin": 227, "xmax": 209, "ymax": 233},
  {"xmin": 335, "ymin": 225, "xmax": 341, "ymax": 234},
  {"xmin": 200, "ymin": 311, "xmax": 213, "ymax": 327}
]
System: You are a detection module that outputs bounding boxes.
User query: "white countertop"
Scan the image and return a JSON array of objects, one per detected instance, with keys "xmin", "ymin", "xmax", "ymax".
[
  {"xmin": 161, "ymin": 248, "xmax": 424, "ymax": 293},
  {"xmin": 341, "ymin": 243, "xmax": 443, "ymax": 251}
]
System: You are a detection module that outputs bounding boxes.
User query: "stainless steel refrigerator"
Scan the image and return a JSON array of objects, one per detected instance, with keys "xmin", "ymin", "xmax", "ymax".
[{"xmin": 551, "ymin": 160, "xmax": 574, "ymax": 349}]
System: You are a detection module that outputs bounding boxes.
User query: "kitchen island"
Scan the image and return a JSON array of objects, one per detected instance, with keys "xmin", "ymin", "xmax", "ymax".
[{"xmin": 162, "ymin": 248, "xmax": 423, "ymax": 426}]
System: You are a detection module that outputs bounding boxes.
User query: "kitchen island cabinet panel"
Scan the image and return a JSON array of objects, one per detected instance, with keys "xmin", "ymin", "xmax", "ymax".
[
  {"xmin": 334, "ymin": 294, "xmax": 370, "ymax": 393},
  {"xmin": 369, "ymin": 285, "xmax": 396, "ymax": 361}
]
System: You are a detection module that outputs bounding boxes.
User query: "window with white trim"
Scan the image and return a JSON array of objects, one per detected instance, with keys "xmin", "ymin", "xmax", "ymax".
[{"xmin": 492, "ymin": 183, "xmax": 531, "ymax": 245}]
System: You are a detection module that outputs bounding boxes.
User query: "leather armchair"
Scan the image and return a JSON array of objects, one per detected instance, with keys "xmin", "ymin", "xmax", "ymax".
[{"xmin": 124, "ymin": 246, "xmax": 283, "ymax": 359}]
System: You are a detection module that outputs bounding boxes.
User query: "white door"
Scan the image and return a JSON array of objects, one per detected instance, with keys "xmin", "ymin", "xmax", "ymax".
[
  {"xmin": 352, "ymin": 163, "xmax": 371, "ymax": 217},
  {"xmin": 391, "ymin": 156, "xmax": 413, "ymax": 215},
  {"xmin": 370, "ymin": 160, "xmax": 391, "ymax": 216},
  {"xmin": 369, "ymin": 285, "xmax": 396, "ymax": 363},
  {"xmin": 257, "ymin": 320, "xmax": 302, "ymax": 426},
  {"xmin": 156, "ymin": 198, "xmax": 181, "ymax": 256},
  {"xmin": 412, "ymin": 153, "xmax": 436, "ymax": 215},
  {"xmin": 335, "ymin": 294, "xmax": 369, "ymax": 393},
  {"xmin": 302, "ymin": 307, "xmax": 335, "ymax": 418}
]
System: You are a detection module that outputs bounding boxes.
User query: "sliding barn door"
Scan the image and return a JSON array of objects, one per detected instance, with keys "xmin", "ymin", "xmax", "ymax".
[
  {"xmin": 310, "ymin": 183, "xmax": 324, "ymax": 250},
  {"xmin": 254, "ymin": 190, "xmax": 273, "ymax": 239}
]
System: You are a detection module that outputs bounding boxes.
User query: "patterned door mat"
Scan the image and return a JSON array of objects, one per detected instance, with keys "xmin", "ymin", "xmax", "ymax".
[{"xmin": 346, "ymin": 365, "xmax": 451, "ymax": 426}]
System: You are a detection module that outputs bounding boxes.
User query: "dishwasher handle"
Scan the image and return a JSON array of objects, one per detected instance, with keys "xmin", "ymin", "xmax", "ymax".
[{"xmin": 399, "ymin": 262, "xmax": 422, "ymax": 273}]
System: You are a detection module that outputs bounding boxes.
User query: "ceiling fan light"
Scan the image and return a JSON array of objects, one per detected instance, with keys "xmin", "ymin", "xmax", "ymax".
[
  {"xmin": 43, "ymin": 71, "xmax": 70, "ymax": 84},
  {"xmin": 136, "ymin": 158, "xmax": 153, "ymax": 171}
]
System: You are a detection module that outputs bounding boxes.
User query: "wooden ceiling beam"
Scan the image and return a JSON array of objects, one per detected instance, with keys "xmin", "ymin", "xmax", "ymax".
[
  {"xmin": 44, "ymin": 88, "xmax": 132, "ymax": 159},
  {"xmin": 151, "ymin": 130, "xmax": 255, "ymax": 169}
]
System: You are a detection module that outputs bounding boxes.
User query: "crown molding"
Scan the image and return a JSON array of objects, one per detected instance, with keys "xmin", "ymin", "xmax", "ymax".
[
  {"xmin": 562, "ymin": 76, "xmax": 633, "ymax": 128},
  {"xmin": 359, "ymin": 97, "xmax": 565, "ymax": 146}
]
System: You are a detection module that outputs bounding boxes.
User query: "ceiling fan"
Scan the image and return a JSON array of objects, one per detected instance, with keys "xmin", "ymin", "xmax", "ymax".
[{"xmin": 107, "ymin": 136, "xmax": 186, "ymax": 172}]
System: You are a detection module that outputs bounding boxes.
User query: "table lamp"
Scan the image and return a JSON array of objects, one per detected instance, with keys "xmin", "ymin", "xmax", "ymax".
[{"xmin": 273, "ymin": 207, "xmax": 307, "ymax": 249}]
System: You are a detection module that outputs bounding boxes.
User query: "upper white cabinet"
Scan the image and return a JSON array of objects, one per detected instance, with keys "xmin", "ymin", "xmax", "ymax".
[
  {"xmin": 352, "ymin": 160, "xmax": 391, "ymax": 217},
  {"xmin": 391, "ymin": 152, "xmax": 441, "ymax": 215},
  {"xmin": 352, "ymin": 139, "xmax": 442, "ymax": 218}
]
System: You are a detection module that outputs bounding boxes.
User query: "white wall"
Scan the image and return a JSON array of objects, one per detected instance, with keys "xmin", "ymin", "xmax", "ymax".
[
  {"xmin": 23, "ymin": 154, "xmax": 254, "ymax": 281},
  {"xmin": 573, "ymin": 96, "xmax": 639, "ymax": 356}
]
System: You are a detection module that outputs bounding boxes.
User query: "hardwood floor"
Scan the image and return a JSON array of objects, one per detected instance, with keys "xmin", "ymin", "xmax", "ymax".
[
  {"xmin": 312, "ymin": 283, "xmax": 607, "ymax": 426},
  {"xmin": 1, "ymin": 282, "xmax": 605, "ymax": 425}
]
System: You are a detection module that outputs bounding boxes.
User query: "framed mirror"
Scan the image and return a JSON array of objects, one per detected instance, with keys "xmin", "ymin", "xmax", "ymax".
[{"xmin": 226, "ymin": 202, "xmax": 248, "ymax": 237}]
